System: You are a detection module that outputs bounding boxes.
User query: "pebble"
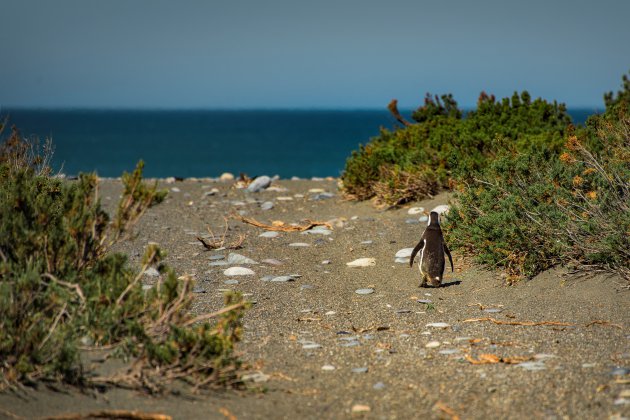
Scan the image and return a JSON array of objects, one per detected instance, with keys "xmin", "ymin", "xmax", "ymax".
[
  {"xmin": 395, "ymin": 248, "xmax": 414, "ymax": 258},
  {"xmin": 483, "ymin": 308, "xmax": 503, "ymax": 313},
  {"xmin": 321, "ymin": 260, "xmax": 332, "ymax": 265},
  {"xmin": 352, "ymin": 367, "xmax": 368, "ymax": 374},
  {"xmin": 311, "ymin": 192, "xmax": 335, "ymax": 200},
  {"xmin": 301, "ymin": 342, "xmax": 322, "ymax": 350},
  {"xmin": 259, "ymin": 231, "xmax": 280, "ymax": 238},
  {"xmin": 209, "ymin": 254, "xmax": 225, "ymax": 261},
  {"xmin": 300, "ymin": 284, "xmax": 314, "ymax": 290},
  {"xmin": 170, "ymin": 187, "xmax": 180, "ymax": 193},
  {"xmin": 438, "ymin": 349, "xmax": 460, "ymax": 355},
  {"xmin": 405, "ymin": 218, "xmax": 420, "ymax": 224},
  {"xmin": 373, "ymin": 382, "xmax": 386, "ymax": 390},
  {"xmin": 223, "ymin": 267, "xmax": 255, "ymax": 276},
  {"xmin": 396, "ymin": 309, "xmax": 412, "ymax": 314},
  {"xmin": 321, "ymin": 365, "xmax": 336, "ymax": 371},
  {"xmin": 395, "ymin": 257, "xmax": 410, "ymax": 264},
  {"xmin": 355, "ymin": 288, "xmax": 375, "ymax": 295},
  {"xmin": 241, "ymin": 372, "xmax": 270, "ymax": 383},
  {"xmin": 224, "ymin": 279, "xmax": 239, "ymax": 285},
  {"xmin": 260, "ymin": 201, "xmax": 274, "ymax": 210},
  {"xmin": 301, "ymin": 226, "xmax": 332, "ymax": 235},
  {"xmin": 227, "ymin": 253, "xmax": 258, "ymax": 265},
  {"xmin": 339, "ymin": 340, "xmax": 360, "ymax": 347},
  {"xmin": 426, "ymin": 322, "xmax": 450, "ymax": 329},
  {"xmin": 209, "ymin": 261, "xmax": 229, "ymax": 266},
  {"xmin": 581, "ymin": 363, "xmax": 597, "ymax": 368},
  {"xmin": 325, "ymin": 311, "xmax": 336, "ymax": 316},
  {"xmin": 418, "ymin": 215, "xmax": 429, "ymax": 223},
  {"xmin": 417, "ymin": 299, "xmax": 432, "ymax": 304},
  {"xmin": 246, "ymin": 175, "xmax": 272, "ymax": 192},
  {"xmin": 425, "ymin": 341, "xmax": 441, "ymax": 348},
  {"xmin": 143, "ymin": 267, "xmax": 160, "ymax": 277},
  {"xmin": 220, "ymin": 172, "xmax": 235, "ymax": 181},
  {"xmin": 516, "ymin": 361, "xmax": 547, "ymax": 371},
  {"xmin": 351, "ymin": 405, "xmax": 370, "ymax": 413},
  {"xmin": 360, "ymin": 240, "xmax": 373, "ymax": 245},
  {"xmin": 289, "ymin": 242, "xmax": 310, "ymax": 247},
  {"xmin": 431, "ymin": 204, "xmax": 451, "ymax": 215},
  {"xmin": 408, "ymin": 207, "xmax": 425, "ymax": 215},
  {"xmin": 262, "ymin": 258, "xmax": 284, "ymax": 265},
  {"xmin": 267, "ymin": 186, "xmax": 287, "ymax": 192},
  {"xmin": 270, "ymin": 275, "xmax": 298, "ymax": 282},
  {"xmin": 610, "ymin": 367, "xmax": 630, "ymax": 376},
  {"xmin": 613, "ymin": 398, "xmax": 630, "ymax": 406},
  {"xmin": 260, "ymin": 275, "xmax": 275, "ymax": 281},
  {"xmin": 276, "ymin": 196, "xmax": 293, "ymax": 201},
  {"xmin": 192, "ymin": 287, "xmax": 206, "ymax": 293},
  {"xmin": 346, "ymin": 258, "xmax": 376, "ymax": 267},
  {"xmin": 202, "ymin": 188, "xmax": 220, "ymax": 196}
]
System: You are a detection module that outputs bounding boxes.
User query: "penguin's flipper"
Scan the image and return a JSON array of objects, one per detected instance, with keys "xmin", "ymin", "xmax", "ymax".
[
  {"xmin": 444, "ymin": 243, "xmax": 454, "ymax": 272},
  {"xmin": 409, "ymin": 239, "xmax": 425, "ymax": 268}
]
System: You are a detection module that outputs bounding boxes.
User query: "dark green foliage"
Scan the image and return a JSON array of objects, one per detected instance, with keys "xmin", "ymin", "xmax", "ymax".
[
  {"xmin": 0, "ymin": 130, "xmax": 248, "ymax": 391},
  {"xmin": 341, "ymin": 91, "xmax": 571, "ymax": 206}
]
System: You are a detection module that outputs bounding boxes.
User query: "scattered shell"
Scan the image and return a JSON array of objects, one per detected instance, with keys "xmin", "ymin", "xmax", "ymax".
[
  {"xmin": 516, "ymin": 361, "xmax": 547, "ymax": 371},
  {"xmin": 352, "ymin": 367, "xmax": 368, "ymax": 374},
  {"xmin": 321, "ymin": 365, "xmax": 336, "ymax": 371},
  {"xmin": 425, "ymin": 341, "xmax": 441, "ymax": 348},
  {"xmin": 260, "ymin": 201, "xmax": 274, "ymax": 210},
  {"xmin": 289, "ymin": 242, "xmax": 310, "ymax": 247},
  {"xmin": 417, "ymin": 299, "xmax": 432, "ymax": 304},
  {"xmin": 223, "ymin": 267, "xmax": 255, "ymax": 276},
  {"xmin": 408, "ymin": 207, "xmax": 425, "ymax": 215},
  {"xmin": 418, "ymin": 215, "xmax": 429, "ymax": 223},
  {"xmin": 321, "ymin": 260, "xmax": 332, "ymax": 265},
  {"xmin": 302, "ymin": 342, "xmax": 322, "ymax": 350},
  {"xmin": 395, "ymin": 248, "xmax": 414, "ymax": 258},
  {"xmin": 373, "ymin": 382, "xmax": 386, "ymax": 390},
  {"xmin": 227, "ymin": 253, "xmax": 258, "ymax": 265},
  {"xmin": 223, "ymin": 279, "xmax": 239, "ymax": 285},
  {"xmin": 426, "ymin": 322, "xmax": 450, "ymax": 329},
  {"xmin": 438, "ymin": 348, "xmax": 460, "ymax": 355},
  {"xmin": 143, "ymin": 267, "xmax": 160, "ymax": 277},
  {"xmin": 259, "ymin": 231, "xmax": 280, "ymax": 238},
  {"xmin": 241, "ymin": 372, "xmax": 270, "ymax": 383},
  {"xmin": 262, "ymin": 258, "xmax": 284, "ymax": 265},
  {"xmin": 483, "ymin": 308, "xmax": 503, "ymax": 313},
  {"xmin": 346, "ymin": 258, "xmax": 376, "ymax": 267},
  {"xmin": 325, "ymin": 311, "xmax": 336, "ymax": 316},
  {"xmin": 431, "ymin": 204, "xmax": 450, "ymax": 215},
  {"xmin": 270, "ymin": 275, "xmax": 297, "ymax": 282},
  {"xmin": 352, "ymin": 405, "xmax": 371, "ymax": 413},
  {"xmin": 355, "ymin": 288, "xmax": 375, "ymax": 295}
]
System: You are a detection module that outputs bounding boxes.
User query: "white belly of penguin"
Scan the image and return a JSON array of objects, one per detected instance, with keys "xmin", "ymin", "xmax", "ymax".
[{"xmin": 418, "ymin": 240, "xmax": 426, "ymax": 276}]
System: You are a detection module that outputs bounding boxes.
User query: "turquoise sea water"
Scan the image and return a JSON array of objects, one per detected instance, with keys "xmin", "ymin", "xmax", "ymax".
[{"xmin": 3, "ymin": 109, "xmax": 596, "ymax": 178}]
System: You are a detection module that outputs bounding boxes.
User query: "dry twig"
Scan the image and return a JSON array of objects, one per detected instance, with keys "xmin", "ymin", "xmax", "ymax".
[
  {"xmin": 197, "ymin": 218, "xmax": 246, "ymax": 250},
  {"xmin": 585, "ymin": 320, "xmax": 623, "ymax": 329},
  {"xmin": 433, "ymin": 401, "xmax": 460, "ymax": 420},
  {"xmin": 233, "ymin": 214, "xmax": 332, "ymax": 232},
  {"xmin": 464, "ymin": 353, "xmax": 532, "ymax": 365},
  {"xmin": 39, "ymin": 410, "xmax": 172, "ymax": 420}
]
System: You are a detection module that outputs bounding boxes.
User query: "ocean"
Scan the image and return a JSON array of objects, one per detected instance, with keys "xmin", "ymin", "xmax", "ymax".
[{"xmin": 3, "ymin": 109, "xmax": 596, "ymax": 179}]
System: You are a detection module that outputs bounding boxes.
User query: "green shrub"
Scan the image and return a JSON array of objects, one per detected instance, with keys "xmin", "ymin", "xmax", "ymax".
[
  {"xmin": 341, "ymin": 91, "xmax": 571, "ymax": 206},
  {"xmin": 0, "ymin": 129, "xmax": 248, "ymax": 392}
]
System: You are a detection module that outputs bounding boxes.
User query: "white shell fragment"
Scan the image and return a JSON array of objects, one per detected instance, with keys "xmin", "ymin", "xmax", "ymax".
[
  {"xmin": 223, "ymin": 267, "xmax": 255, "ymax": 276},
  {"xmin": 346, "ymin": 258, "xmax": 376, "ymax": 267}
]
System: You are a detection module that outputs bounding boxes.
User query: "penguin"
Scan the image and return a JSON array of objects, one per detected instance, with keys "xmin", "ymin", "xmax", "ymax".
[{"xmin": 409, "ymin": 211, "xmax": 454, "ymax": 287}]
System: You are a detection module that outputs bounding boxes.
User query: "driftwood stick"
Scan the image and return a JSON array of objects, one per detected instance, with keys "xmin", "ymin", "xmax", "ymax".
[
  {"xmin": 233, "ymin": 214, "xmax": 332, "ymax": 232},
  {"xmin": 39, "ymin": 410, "xmax": 172, "ymax": 420},
  {"xmin": 462, "ymin": 317, "xmax": 574, "ymax": 327}
]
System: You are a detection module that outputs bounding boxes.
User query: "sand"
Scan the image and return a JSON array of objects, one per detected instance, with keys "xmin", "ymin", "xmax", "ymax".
[{"xmin": 1, "ymin": 178, "xmax": 628, "ymax": 419}]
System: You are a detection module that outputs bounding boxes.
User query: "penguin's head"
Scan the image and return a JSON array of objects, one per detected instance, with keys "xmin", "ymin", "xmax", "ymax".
[{"xmin": 428, "ymin": 211, "xmax": 440, "ymax": 226}]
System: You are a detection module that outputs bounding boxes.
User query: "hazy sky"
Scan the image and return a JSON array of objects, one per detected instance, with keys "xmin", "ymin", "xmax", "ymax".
[{"xmin": 1, "ymin": 0, "xmax": 628, "ymax": 109}]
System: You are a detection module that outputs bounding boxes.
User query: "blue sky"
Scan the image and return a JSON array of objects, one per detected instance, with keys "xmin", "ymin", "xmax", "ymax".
[{"xmin": 1, "ymin": 0, "xmax": 628, "ymax": 109}]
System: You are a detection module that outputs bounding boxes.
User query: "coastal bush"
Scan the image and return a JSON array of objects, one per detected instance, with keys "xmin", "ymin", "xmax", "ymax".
[
  {"xmin": 0, "ymin": 128, "xmax": 248, "ymax": 392},
  {"xmin": 444, "ymin": 78, "xmax": 629, "ymax": 281},
  {"xmin": 341, "ymin": 92, "xmax": 571, "ymax": 206}
]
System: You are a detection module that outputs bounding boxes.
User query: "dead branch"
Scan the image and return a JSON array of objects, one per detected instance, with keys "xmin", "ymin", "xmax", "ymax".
[
  {"xmin": 387, "ymin": 99, "xmax": 413, "ymax": 127},
  {"xmin": 41, "ymin": 273, "xmax": 86, "ymax": 305},
  {"xmin": 585, "ymin": 320, "xmax": 623, "ymax": 329},
  {"xmin": 433, "ymin": 401, "xmax": 460, "ymax": 420},
  {"xmin": 38, "ymin": 410, "xmax": 172, "ymax": 420},
  {"xmin": 464, "ymin": 353, "xmax": 532, "ymax": 365},
  {"xmin": 182, "ymin": 301, "xmax": 249, "ymax": 327},
  {"xmin": 233, "ymin": 213, "xmax": 332, "ymax": 232},
  {"xmin": 462, "ymin": 317, "xmax": 574, "ymax": 327},
  {"xmin": 197, "ymin": 218, "xmax": 245, "ymax": 250}
]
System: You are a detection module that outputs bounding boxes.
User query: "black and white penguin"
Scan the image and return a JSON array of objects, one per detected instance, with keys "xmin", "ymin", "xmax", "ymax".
[{"xmin": 409, "ymin": 211, "xmax": 454, "ymax": 287}]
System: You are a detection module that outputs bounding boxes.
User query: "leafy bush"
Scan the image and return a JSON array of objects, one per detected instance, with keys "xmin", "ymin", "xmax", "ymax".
[
  {"xmin": 0, "ymin": 128, "xmax": 248, "ymax": 392},
  {"xmin": 341, "ymin": 92, "xmax": 571, "ymax": 206},
  {"xmin": 444, "ymin": 102, "xmax": 629, "ymax": 281}
]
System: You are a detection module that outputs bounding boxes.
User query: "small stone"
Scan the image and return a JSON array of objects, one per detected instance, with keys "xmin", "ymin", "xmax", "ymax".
[
  {"xmin": 246, "ymin": 176, "xmax": 272, "ymax": 192},
  {"xmin": 300, "ymin": 284, "xmax": 314, "ymax": 290},
  {"xmin": 613, "ymin": 398, "xmax": 630, "ymax": 406},
  {"xmin": 339, "ymin": 340, "xmax": 360, "ymax": 347},
  {"xmin": 360, "ymin": 240, "xmax": 373, "ymax": 245},
  {"xmin": 321, "ymin": 260, "xmax": 332, "ymax": 265},
  {"xmin": 260, "ymin": 201, "xmax": 274, "ymax": 210},
  {"xmin": 143, "ymin": 267, "xmax": 160, "ymax": 277},
  {"xmin": 262, "ymin": 258, "xmax": 284, "ymax": 265},
  {"xmin": 516, "ymin": 361, "xmax": 547, "ymax": 371},
  {"xmin": 301, "ymin": 342, "xmax": 322, "ymax": 350},
  {"xmin": 395, "ymin": 248, "xmax": 414, "ymax": 258},
  {"xmin": 241, "ymin": 372, "xmax": 270, "ymax": 383},
  {"xmin": 270, "ymin": 275, "xmax": 297, "ymax": 282},
  {"xmin": 193, "ymin": 287, "xmax": 206, "ymax": 293},
  {"xmin": 418, "ymin": 215, "xmax": 429, "ymax": 223},
  {"xmin": 431, "ymin": 204, "xmax": 451, "ymax": 215},
  {"xmin": 164, "ymin": 176, "xmax": 176, "ymax": 184},
  {"xmin": 223, "ymin": 267, "xmax": 255, "ymax": 276},
  {"xmin": 352, "ymin": 367, "xmax": 368, "ymax": 374},
  {"xmin": 483, "ymin": 308, "xmax": 503, "ymax": 313},
  {"xmin": 260, "ymin": 275, "xmax": 275, "ymax": 281},
  {"xmin": 227, "ymin": 253, "xmax": 258, "ymax": 265},
  {"xmin": 408, "ymin": 207, "xmax": 424, "ymax": 215},
  {"xmin": 301, "ymin": 226, "xmax": 332, "ymax": 235},
  {"xmin": 224, "ymin": 279, "xmax": 239, "ymax": 285},
  {"xmin": 289, "ymin": 242, "xmax": 310, "ymax": 247},
  {"xmin": 417, "ymin": 299, "xmax": 432, "ymax": 304},
  {"xmin": 438, "ymin": 348, "xmax": 460, "ymax": 355},
  {"xmin": 581, "ymin": 363, "xmax": 597, "ymax": 368},
  {"xmin": 405, "ymin": 218, "xmax": 420, "ymax": 224},
  {"xmin": 202, "ymin": 188, "xmax": 220, "ymax": 196},
  {"xmin": 209, "ymin": 261, "xmax": 229, "ymax": 266},
  {"xmin": 355, "ymin": 288, "xmax": 374, "ymax": 295},
  {"xmin": 352, "ymin": 405, "xmax": 370, "ymax": 413},
  {"xmin": 610, "ymin": 367, "xmax": 630, "ymax": 376},
  {"xmin": 321, "ymin": 365, "xmax": 336, "ymax": 371},
  {"xmin": 209, "ymin": 254, "xmax": 225, "ymax": 260},
  {"xmin": 276, "ymin": 196, "xmax": 293, "ymax": 201},
  {"xmin": 346, "ymin": 258, "xmax": 376, "ymax": 267},
  {"xmin": 325, "ymin": 311, "xmax": 336, "ymax": 316},
  {"xmin": 170, "ymin": 187, "xmax": 180, "ymax": 192},
  {"xmin": 311, "ymin": 192, "xmax": 334, "ymax": 201},
  {"xmin": 220, "ymin": 172, "xmax": 235, "ymax": 181},
  {"xmin": 396, "ymin": 309, "xmax": 412, "ymax": 314},
  {"xmin": 425, "ymin": 341, "xmax": 441, "ymax": 348},
  {"xmin": 259, "ymin": 231, "xmax": 280, "ymax": 238},
  {"xmin": 426, "ymin": 322, "xmax": 450, "ymax": 329},
  {"xmin": 373, "ymin": 382, "xmax": 386, "ymax": 390},
  {"xmin": 395, "ymin": 257, "xmax": 410, "ymax": 264}
]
